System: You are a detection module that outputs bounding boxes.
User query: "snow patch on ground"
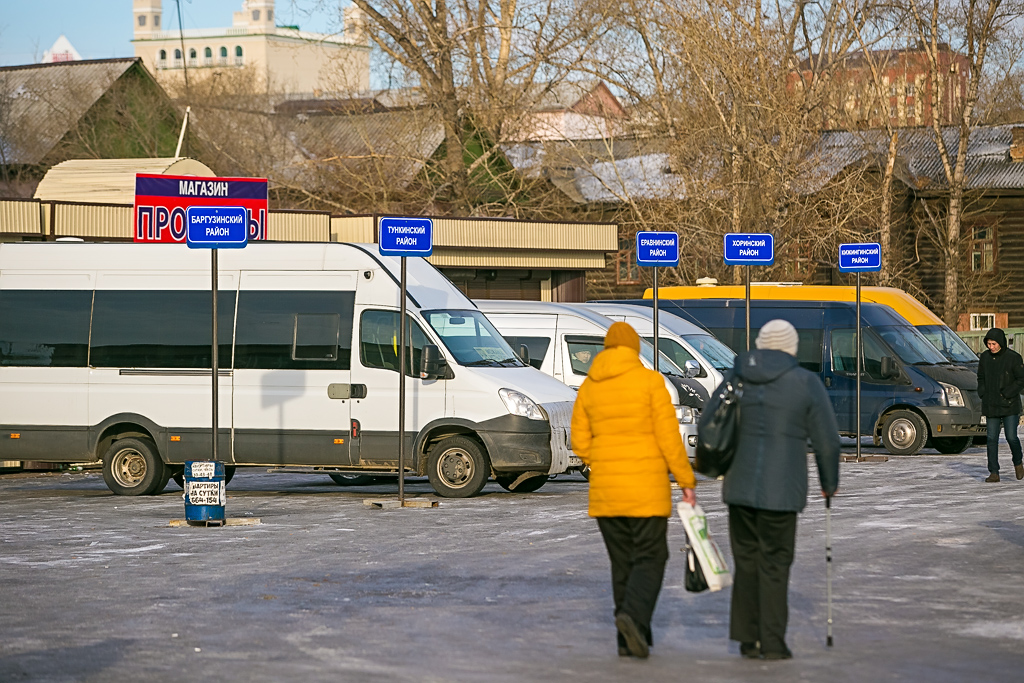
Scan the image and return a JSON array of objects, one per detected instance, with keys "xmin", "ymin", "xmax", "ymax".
[{"xmin": 962, "ymin": 619, "xmax": 1024, "ymax": 640}]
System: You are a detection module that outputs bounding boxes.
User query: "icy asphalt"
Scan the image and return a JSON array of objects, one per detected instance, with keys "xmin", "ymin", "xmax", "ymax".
[{"xmin": 1, "ymin": 443, "xmax": 1022, "ymax": 682}]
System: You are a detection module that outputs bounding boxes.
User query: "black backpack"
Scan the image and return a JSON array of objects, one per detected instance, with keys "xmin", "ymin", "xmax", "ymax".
[{"xmin": 695, "ymin": 379, "xmax": 743, "ymax": 477}]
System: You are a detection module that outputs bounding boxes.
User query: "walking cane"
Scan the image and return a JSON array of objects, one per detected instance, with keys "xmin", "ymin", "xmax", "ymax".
[{"xmin": 826, "ymin": 495, "xmax": 833, "ymax": 647}]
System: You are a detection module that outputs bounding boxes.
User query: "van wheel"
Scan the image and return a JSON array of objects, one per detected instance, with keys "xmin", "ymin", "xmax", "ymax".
[
  {"xmin": 933, "ymin": 436, "xmax": 972, "ymax": 454},
  {"xmin": 881, "ymin": 411, "xmax": 927, "ymax": 456},
  {"xmin": 495, "ymin": 473, "xmax": 548, "ymax": 493},
  {"xmin": 427, "ymin": 436, "xmax": 489, "ymax": 498},
  {"xmin": 329, "ymin": 473, "xmax": 377, "ymax": 486},
  {"xmin": 102, "ymin": 438, "xmax": 166, "ymax": 496}
]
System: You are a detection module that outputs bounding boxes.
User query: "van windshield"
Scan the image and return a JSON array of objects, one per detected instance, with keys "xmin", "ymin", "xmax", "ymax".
[
  {"xmin": 423, "ymin": 310, "xmax": 525, "ymax": 367},
  {"xmin": 683, "ymin": 334, "xmax": 736, "ymax": 370},
  {"xmin": 876, "ymin": 325, "xmax": 949, "ymax": 365},
  {"xmin": 918, "ymin": 324, "xmax": 979, "ymax": 363}
]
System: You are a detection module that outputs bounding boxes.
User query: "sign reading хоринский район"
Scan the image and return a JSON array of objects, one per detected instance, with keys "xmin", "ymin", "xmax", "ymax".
[{"xmin": 724, "ymin": 233, "xmax": 774, "ymax": 266}]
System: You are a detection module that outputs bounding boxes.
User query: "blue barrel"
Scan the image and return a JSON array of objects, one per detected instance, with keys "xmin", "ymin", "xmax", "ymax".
[{"xmin": 184, "ymin": 461, "xmax": 226, "ymax": 526}]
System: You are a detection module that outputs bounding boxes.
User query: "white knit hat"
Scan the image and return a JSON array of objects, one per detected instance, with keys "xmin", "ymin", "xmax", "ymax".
[{"xmin": 756, "ymin": 319, "xmax": 799, "ymax": 357}]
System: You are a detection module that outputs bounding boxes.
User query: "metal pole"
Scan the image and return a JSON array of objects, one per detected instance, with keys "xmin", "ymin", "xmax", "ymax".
[
  {"xmin": 211, "ymin": 248, "xmax": 218, "ymax": 463},
  {"xmin": 826, "ymin": 495, "xmax": 834, "ymax": 647},
  {"xmin": 398, "ymin": 257, "xmax": 407, "ymax": 506},
  {"xmin": 745, "ymin": 266, "xmax": 751, "ymax": 351},
  {"xmin": 653, "ymin": 266, "xmax": 659, "ymax": 366},
  {"xmin": 856, "ymin": 272, "xmax": 862, "ymax": 462}
]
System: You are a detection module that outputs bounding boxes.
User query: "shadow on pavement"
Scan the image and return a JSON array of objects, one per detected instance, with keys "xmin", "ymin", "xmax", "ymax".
[{"xmin": 0, "ymin": 639, "xmax": 133, "ymax": 681}]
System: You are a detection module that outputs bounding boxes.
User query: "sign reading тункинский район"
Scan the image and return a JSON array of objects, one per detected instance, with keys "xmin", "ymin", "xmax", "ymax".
[
  {"xmin": 378, "ymin": 217, "xmax": 434, "ymax": 257},
  {"xmin": 838, "ymin": 243, "xmax": 882, "ymax": 273}
]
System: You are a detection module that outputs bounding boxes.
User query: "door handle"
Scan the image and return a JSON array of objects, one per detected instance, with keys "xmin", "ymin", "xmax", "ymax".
[{"xmin": 824, "ymin": 377, "xmax": 832, "ymax": 387}]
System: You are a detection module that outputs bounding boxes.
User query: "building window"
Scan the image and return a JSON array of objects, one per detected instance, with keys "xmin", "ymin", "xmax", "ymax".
[
  {"xmin": 203, "ymin": 46, "xmax": 212, "ymax": 65},
  {"xmin": 890, "ymin": 84, "xmax": 897, "ymax": 97},
  {"xmin": 138, "ymin": 15, "xmax": 146, "ymax": 27},
  {"xmin": 907, "ymin": 103, "xmax": 916, "ymax": 119},
  {"xmin": 890, "ymin": 105, "xmax": 898, "ymax": 119},
  {"xmin": 235, "ymin": 45, "xmax": 244, "ymax": 65},
  {"xmin": 173, "ymin": 48, "xmax": 182, "ymax": 67},
  {"xmin": 907, "ymin": 83, "xmax": 916, "ymax": 96},
  {"xmin": 219, "ymin": 46, "xmax": 228, "ymax": 64},
  {"xmin": 268, "ymin": 9, "xmax": 273, "ymax": 21},
  {"xmin": 616, "ymin": 237, "xmax": 640, "ymax": 285},
  {"xmin": 154, "ymin": 15, "xmax": 160, "ymax": 27},
  {"xmin": 188, "ymin": 48, "xmax": 197, "ymax": 66},
  {"xmin": 158, "ymin": 49, "xmax": 167, "ymax": 66},
  {"xmin": 972, "ymin": 224, "xmax": 995, "ymax": 272},
  {"xmin": 253, "ymin": 9, "xmax": 261, "ymax": 21},
  {"xmin": 971, "ymin": 313, "xmax": 996, "ymax": 331}
]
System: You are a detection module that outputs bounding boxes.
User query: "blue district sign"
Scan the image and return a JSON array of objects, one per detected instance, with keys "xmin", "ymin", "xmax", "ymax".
[
  {"xmin": 636, "ymin": 231, "xmax": 680, "ymax": 267},
  {"xmin": 186, "ymin": 206, "xmax": 248, "ymax": 249},
  {"xmin": 724, "ymin": 233, "xmax": 774, "ymax": 266},
  {"xmin": 379, "ymin": 217, "xmax": 433, "ymax": 257},
  {"xmin": 838, "ymin": 242, "xmax": 882, "ymax": 273}
]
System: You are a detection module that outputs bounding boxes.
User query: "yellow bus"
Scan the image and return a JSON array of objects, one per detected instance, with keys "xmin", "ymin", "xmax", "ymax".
[{"xmin": 647, "ymin": 284, "xmax": 978, "ymax": 365}]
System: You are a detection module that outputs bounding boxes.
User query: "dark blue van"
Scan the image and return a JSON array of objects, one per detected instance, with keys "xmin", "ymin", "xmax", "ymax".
[{"xmin": 601, "ymin": 299, "xmax": 984, "ymax": 456}]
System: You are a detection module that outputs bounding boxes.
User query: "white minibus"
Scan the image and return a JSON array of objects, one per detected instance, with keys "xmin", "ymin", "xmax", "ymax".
[
  {"xmin": 0, "ymin": 242, "xmax": 578, "ymax": 498},
  {"xmin": 576, "ymin": 303, "xmax": 736, "ymax": 396},
  {"xmin": 473, "ymin": 300, "xmax": 702, "ymax": 458}
]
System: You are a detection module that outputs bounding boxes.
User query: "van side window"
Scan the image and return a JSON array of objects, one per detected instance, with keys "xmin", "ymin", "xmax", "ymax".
[
  {"xmin": 502, "ymin": 335, "xmax": 550, "ymax": 370},
  {"xmin": 91, "ymin": 291, "xmax": 235, "ymax": 368},
  {"xmin": 565, "ymin": 337, "xmax": 604, "ymax": 376},
  {"xmin": 359, "ymin": 310, "xmax": 430, "ymax": 376},
  {"xmin": 0, "ymin": 290, "xmax": 91, "ymax": 367},
  {"xmin": 831, "ymin": 329, "xmax": 888, "ymax": 380},
  {"xmin": 236, "ymin": 291, "xmax": 354, "ymax": 370}
]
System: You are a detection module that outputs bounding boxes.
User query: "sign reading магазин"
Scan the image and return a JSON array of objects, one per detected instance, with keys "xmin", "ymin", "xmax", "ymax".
[
  {"xmin": 636, "ymin": 231, "xmax": 680, "ymax": 267},
  {"xmin": 724, "ymin": 233, "xmax": 774, "ymax": 266},
  {"xmin": 838, "ymin": 242, "xmax": 882, "ymax": 272},
  {"xmin": 379, "ymin": 217, "xmax": 433, "ymax": 257},
  {"xmin": 133, "ymin": 174, "xmax": 268, "ymax": 243}
]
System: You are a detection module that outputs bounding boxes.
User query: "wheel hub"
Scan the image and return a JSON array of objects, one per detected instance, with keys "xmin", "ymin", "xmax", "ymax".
[
  {"xmin": 889, "ymin": 419, "xmax": 916, "ymax": 449},
  {"xmin": 112, "ymin": 449, "xmax": 147, "ymax": 487},
  {"xmin": 438, "ymin": 448, "xmax": 473, "ymax": 488}
]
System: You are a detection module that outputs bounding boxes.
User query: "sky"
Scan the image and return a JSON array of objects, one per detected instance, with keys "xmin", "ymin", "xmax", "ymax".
[{"xmin": 0, "ymin": 1, "xmax": 346, "ymax": 66}]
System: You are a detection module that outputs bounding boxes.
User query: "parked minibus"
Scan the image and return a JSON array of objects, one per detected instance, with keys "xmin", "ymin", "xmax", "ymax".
[
  {"xmin": 0, "ymin": 242, "xmax": 579, "ymax": 498},
  {"xmin": 650, "ymin": 284, "xmax": 979, "ymax": 367},
  {"xmin": 617, "ymin": 299, "xmax": 984, "ymax": 456},
  {"xmin": 474, "ymin": 300, "xmax": 704, "ymax": 458},
  {"xmin": 575, "ymin": 303, "xmax": 735, "ymax": 397}
]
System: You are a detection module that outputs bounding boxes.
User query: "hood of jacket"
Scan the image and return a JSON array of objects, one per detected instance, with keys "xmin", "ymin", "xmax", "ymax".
[
  {"xmin": 984, "ymin": 327, "xmax": 1008, "ymax": 353},
  {"xmin": 734, "ymin": 349, "xmax": 799, "ymax": 384},
  {"xmin": 587, "ymin": 345, "xmax": 644, "ymax": 381}
]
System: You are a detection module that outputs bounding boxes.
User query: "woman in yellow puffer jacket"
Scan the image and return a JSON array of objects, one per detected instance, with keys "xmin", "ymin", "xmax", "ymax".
[{"xmin": 571, "ymin": 321, "xmax": 696, "ymax": 659}]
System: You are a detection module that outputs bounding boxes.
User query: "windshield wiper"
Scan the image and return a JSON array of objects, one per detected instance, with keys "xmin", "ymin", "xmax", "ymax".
[{"xmin": 464, "ymin": 358, "xmax": 502, "ymax": 366}]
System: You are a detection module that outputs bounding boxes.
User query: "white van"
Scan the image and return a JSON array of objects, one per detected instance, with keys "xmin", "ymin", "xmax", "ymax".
[
  {"xmin": 0, "ymin": 242, "xmax": 577, "ymax": 498},
  {"xmin": 577, "ymin": 303, "xmax": 736, "ymax": 396},
  {"xmin": 474, "ymin": 300, "xmax": 701, "ymax": 457}
]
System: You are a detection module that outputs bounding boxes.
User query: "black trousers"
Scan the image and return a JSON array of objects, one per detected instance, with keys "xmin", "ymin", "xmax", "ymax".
[
  {"xmin": 597, "ymin": 516, "xmax": 669, "ymax": 647},
  {"xmin": 728, "ymin": 505, "xmax": 798, "ymax": 653}
]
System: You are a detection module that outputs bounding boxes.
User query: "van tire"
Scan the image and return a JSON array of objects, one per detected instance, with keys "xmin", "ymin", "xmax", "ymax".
[
  {"xmin": 102, "ymin": 438, "xmax": 166, "ymax": 496},
  {"xmin": 329, "ymin": 473, "xmax": 377, "ymax": 486},
  {"xmin": 881, "ymin": 410, "xmax": 927, "ymax": 456},
  {"xmin": 933, "ymin": 436, "xmax": 972, "ymax": 454},
  {"xmin": 495, "ymin": 473, "xmax": 548, "ymax": 493},
  {"xmin": 427, "ymin": 436, "xmax": 489, "ymax": 498}
]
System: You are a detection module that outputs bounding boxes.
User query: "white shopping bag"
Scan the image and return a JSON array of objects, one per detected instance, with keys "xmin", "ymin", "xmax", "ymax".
[{"xmin": 677, "ymin": 502, "xmax": 732, "ymax": 592}]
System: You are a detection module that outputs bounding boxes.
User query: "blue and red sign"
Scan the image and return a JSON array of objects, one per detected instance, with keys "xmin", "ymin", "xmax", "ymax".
[{"xmin": 133, "ymin": 174, "xmax": 268, "ymax": 243}]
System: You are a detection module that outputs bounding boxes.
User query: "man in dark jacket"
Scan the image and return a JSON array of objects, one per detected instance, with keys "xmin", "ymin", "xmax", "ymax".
[
  {"xmin": 702, "ymin": 319, "xmax": 840, "ymax": 660},
  {"xmin": 976, "ymin": 327, "xmax": 1024, "ymax": 482}
]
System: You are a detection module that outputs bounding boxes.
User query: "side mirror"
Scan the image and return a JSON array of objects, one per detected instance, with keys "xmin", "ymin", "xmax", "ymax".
[
  {"xmin": 420, "ymin": 344, "xmax": 447, "ymax": 379},
  {"xmin": 880, "ymin": 356, "xmax": 899, "ymax": 379},
  {"xmin": 519, "ymin": 344, "xmax": 531, "ymax": 366},
  {"xmin": 684, "ymin": 360, "xmax": 700, "ymax": 378}
]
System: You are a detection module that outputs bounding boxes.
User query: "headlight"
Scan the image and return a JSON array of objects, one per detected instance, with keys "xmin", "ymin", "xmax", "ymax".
[
  {"xmin": 499, "ymin": 388, "xmax": 545, "ymax": 420},
  {"xmin": 939, "ymin": 382, "xmax": 965, "ymax": 407},
  {"xmin": 676, "ymin": 405, "xmax": 697, "ymax": 424}
]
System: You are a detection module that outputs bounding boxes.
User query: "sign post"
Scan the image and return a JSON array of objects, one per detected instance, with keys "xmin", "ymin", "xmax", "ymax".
[
  {"xmin": 637, "ymin": 231, "xmax": 680, "ymax": 364},
  {"xmin": 134, "ymin": 175, "xmax": 267, "ymax": 492},
  {"xmin": 379, "ymin": 217, "xmax": 433, "ymax": 508},
  {"xmin": 839, "ymin": 242, "xmax": 882, "ymax": 462},
  {"xmin": 724, "ymin": 233, "xmax": 775, "ymax": 350}
]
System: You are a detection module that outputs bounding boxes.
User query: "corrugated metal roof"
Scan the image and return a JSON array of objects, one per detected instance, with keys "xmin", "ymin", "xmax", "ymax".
[
  {"xmin": 805, "ymin": 125, "xmax": 1024, "ymax": 192},
  {"xmin": 0, "ymin": 58, "xmax": 141, "ymax": 165},
  {"xmin": 33, "ymin": 157, "xmax": 215, "ymax": 203}
]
